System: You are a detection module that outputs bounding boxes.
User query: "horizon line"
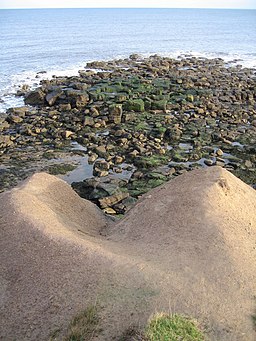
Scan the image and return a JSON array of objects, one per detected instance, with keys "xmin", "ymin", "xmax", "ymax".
[{"xmin": 0, "ymin": 7, "xmax": 255, "ymax": 10}]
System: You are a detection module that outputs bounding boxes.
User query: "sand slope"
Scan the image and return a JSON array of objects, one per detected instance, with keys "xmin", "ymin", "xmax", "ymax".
[{"xmin": 0, "ymin": 167, "xmax": 255, "ymax": 340}]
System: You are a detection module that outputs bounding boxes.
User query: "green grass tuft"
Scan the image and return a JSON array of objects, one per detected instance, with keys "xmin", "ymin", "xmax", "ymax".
[{"xmin": 145, "ymin": 313, "xmax": 205, "ymax": 341}]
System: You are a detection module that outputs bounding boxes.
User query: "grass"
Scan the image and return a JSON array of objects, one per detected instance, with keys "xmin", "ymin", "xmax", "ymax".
[
  {"xmin": 145, "ymin": 313, "xmax": 205, "ymax": 341},
  {"xmin": 64, "ymin": 305, "xmax": 99, "ymax": 341},
  {"xmin": 50, "ymin": 308, "xmax": 206, "ymax": 341}
]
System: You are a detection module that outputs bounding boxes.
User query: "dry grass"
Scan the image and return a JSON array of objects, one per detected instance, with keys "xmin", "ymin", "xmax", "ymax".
[{"xmin": 64, "ymin": 305, "xmax": 99, "ymax": 341}]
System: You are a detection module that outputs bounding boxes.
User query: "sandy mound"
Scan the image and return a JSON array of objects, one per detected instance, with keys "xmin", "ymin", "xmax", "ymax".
[
  {"xmin": 0, "ymin": 167, "xmax": 255, "ymax": 340},
  {"xmin": 109, "ymin": 166, "xmax": 256, "ymax": 339}
]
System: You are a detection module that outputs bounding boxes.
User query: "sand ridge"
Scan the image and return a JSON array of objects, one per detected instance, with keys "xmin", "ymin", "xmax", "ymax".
[{"xmin": 0, "ymin": 166, "xmax": 255, "ymax": 340}]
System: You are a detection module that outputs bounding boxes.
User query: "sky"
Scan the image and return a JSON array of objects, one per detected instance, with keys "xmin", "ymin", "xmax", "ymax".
[{"xmin": 0, "ymin": 0, "xmax": 256, "ymax": 9}]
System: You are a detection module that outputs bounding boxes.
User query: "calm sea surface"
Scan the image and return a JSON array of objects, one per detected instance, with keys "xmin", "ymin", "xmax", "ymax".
[{"xmin": 0, "ymin": 8, "xmax": 255, "ymax": 112}]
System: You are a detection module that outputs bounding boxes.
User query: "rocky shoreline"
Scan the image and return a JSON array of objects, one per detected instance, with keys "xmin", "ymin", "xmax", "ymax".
[{"xmin": 0, "ymin": 54, "xmax": 255, "ymax": 214}]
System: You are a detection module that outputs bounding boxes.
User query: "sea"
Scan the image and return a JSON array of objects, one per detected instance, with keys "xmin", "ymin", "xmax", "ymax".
[{"xmin": 0, "ymin": 8, "xmax": 255, "ymax": 113}]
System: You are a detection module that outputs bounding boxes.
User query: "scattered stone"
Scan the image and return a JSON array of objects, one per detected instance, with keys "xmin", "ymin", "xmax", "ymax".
[
  {"xmin": 103, "ymin": 207, "xmax": 117, "ymax": 214},
  {"xmin": 216, "ymin": 148, "xmax": 224, "ymax": 156},
  {"xmin": 83, "ymin": 116, "xmax": 95, "ymax": 126},
  {"xmin": 245, "ymin": 160, "xmax": 253, "ymax": 168},
  {"xmin": 24, "ymin": 88, "xmax": 45, "ymax": 105},
  {"xmin": 88, "ymin": 153, "xmax": 98, "ymax": 164},
  {"xmin": 99, "ymin": 192, "xmax": 129, "ymax": 209},
  {"xmin": 93, "ymin": 160, "xmax": 110, "ymax": 177},
  {"xmin": 109, "ymin": 104, "xmax": 122, "ymax": 124},
  {"xmin": 62, "ymin": 130, "xmax": 74, "ymax": 139},
  {"xmin": 95, "ymin": 145, "xmax": 107, "ymax": 158},
  {"xmin": 204, "ymin": 159, "xmax": 215, "ymax": 166},
  {"xmin": 0, "ymin": 135, "xmax": 13, "ymax": 149},
  {"xmin": 45, "ymin": 90, "xmax": 63, "ymax": 106},
  {"xmin": 59, "ymin": 103, "xmax": 72, "ymax": 111},
  {"xmin": 1, "ymin": 54, "xmax": 256, "ymax": 200}
]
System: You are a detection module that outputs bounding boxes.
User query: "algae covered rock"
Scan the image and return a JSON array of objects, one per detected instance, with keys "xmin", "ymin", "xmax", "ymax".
[
  {"xmin": 124, "ymin": 99, "xmax": 145, "ymax": 112},
  {"xmin": 151, "ymin": 99, "xmax": 167, "ymax": 111}
]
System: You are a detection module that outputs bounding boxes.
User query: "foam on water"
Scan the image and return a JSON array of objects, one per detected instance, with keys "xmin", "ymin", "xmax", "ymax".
[{"xmin": 0, "ymin": 64, "xmax": 85, "ymax": 113}]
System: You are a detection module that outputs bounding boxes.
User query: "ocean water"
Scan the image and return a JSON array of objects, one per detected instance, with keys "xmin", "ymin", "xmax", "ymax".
[{"xmin": 0, "ymin": 8, "xmax": 255, "ymax": 112}]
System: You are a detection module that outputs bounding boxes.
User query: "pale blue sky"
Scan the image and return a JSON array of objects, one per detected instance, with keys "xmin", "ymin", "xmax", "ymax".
[{"xmin": 0, "ymin": 0, "xmax": 256, "ymax": 9}]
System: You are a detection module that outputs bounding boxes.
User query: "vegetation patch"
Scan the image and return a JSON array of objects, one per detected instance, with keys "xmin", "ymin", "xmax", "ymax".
[
  {"xmin": 63, "ymin": 305, "xmax": 99, "ymax": 341},
  {"xmin": 133, "ymin": 155, "xmax": 170, "ymax": 169},
  {"xmin": 47, "ymin": 163, "xmax": 77, "ymax": 175},
  {"xmin": 127, "ymin": 177, "xmax": 167, "ymax": 198},
  {"xmin": 145, "ymin": 313, "xmax": 205, "ymax": 341}
]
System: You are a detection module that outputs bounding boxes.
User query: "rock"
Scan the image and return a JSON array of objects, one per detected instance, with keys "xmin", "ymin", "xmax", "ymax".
[
  {"xmin": 129, "ymin": 150, "xmax": 140, "ymax": 158},
  {"xmin": 65, "ymin": 90, "xmax": 89, "ymax": 108},
  {"xmin": 75, "ymin": 93, "xmax": 89, "ymax": 108},
  {"xmin": 0, "ymin": 135, "xmax": 13, "ymax": 149},
  {"xmin": 114, "ymin": 156, "xmax": 124, "ymax": 164},
  {"xmin": 99, "ymin": 192, "xmax": 129, "ymax": 208},
  {"xmin": 45, "ymin": 90, "xmax": 63, "ymax": 106},
  {"xmin": 78, "ymin": 69, "xmax": 95, "ymax": 77},
  {"xmin": 129, "ymin": 53, "xmax": 141, "ymax": 60},
  {"xmin": 135, "ymin": 144, "xmax": 147, "ymax": 154},
  {"xmin": 93, "ymin": 160, "xmax": 110, "ymax": 177},
  {"xmin": 216, "ymin": 148, "xmax": 224, "ymax": 156},
  {"xmin": 115, "ymin": 94, "xmax": 127, "ymax": 102},
  {"xmin": 88, "ymin": 153, "xmax": 98, "ymax": 164},
  {"xmin": 216, "ymin": 159, "xmax": 225, "ymax": 166},
  {"xmin": 204, "ymin": 159, "xmax": 215, "ymax": 166},
  {"xmin": 103, "ymin": 207, "xmax": 116, "ymax": 215},
  {"xmin": 7, "ymin": 106, "xmax": 28, "ymax": 117},
  {"xmin": 0, "ymin": 120, "xmax": 10, "ymax": 131},
  {"xmin": 109, "ymin": 104, "xmax": 122, "ymax": 124},
  {"xmin": 113, "ymin": 166, "xmax": 122, "ymax": 173},
  {"xmin": 124, "ymin": 99, "xmax": 144, "ymax": 112},
  {"xmin": 59, "ymin": 103, "xmax": 72, "ymax": 111},
  {"xmin": 197, "ymin": 108, "xmax": 205, "ymax": 114},
  {"xmin": 245, "ymin": 160, "xmax": 253, "ymax": 168},
  {"xmin": 90, "ymin": 107, "xmax": 100, "ymax": 117},
  {"xmin": 122, "ymin": 112, "xmax": 136, "ymax": 122},
  {"xmin": 187, "ymin": 94, "xmax": 194, "ymax": 102},
  {"xmin": 17, "ymin": 84, "xmax": 30, "ymax": 95},
  {"xmin": 151, "ymin": 100, "xmax": 167, "ymax": 111},
  {"xmin": 132, "ymin": 171, "xmax": 144, "ymax": 179},
  {"xmin": 95, "ymin": 145, "xmax": 107, "ymax": 158},
  {"xmin": 62, "ymin": 130, "xmax": 74, "ymax": 139},
  {"xmin": 8, "ymin": 115, "xmax": 23, "ymax": 124},
  {"xmin": 83, "ymin": 116, "xmax": 95, "ymax": 126},
  {"xmin": 24, "ymin": 88, "xmax": 45, "ymax": 105}
]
